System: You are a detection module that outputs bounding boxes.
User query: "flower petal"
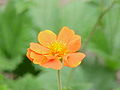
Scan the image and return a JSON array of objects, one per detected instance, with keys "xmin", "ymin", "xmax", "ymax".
[
  {"xmin": 38, "ymin": 30, "xmax": 57, "ymax": 46},
  {"xmin": 67, "ymin": 35, "xmax": 81, "ymax": 52},
  {"xmin": 30, "ymin": 52, "xmax": 47, "ymax": 64},
  {"xmin": 30, "ymin": 43, "xmax": 49, "ymax": 54},
  {"xmin": 26, "ymin": 48, "xmax": 33, "ymax": 61},
  {"xmin": 42, "ymin": 59, "xmax": 63, "ymax": 70},
  {"xmin": 64, "ymin": 52, "xmax": 85, "ymax": 68},
  {"xmin": 57, "ymin": 26, "xmax": 75, "ymax": 44}
]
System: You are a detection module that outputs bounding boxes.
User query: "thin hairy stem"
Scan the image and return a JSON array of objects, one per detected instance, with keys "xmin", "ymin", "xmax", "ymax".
[
  {"xmin": 57, "ymin": 70, "xmax": 62, "ymax": 90},
  {"xmin": 82, "ymin": 0, "xmax": 116, "ymax": 51}
]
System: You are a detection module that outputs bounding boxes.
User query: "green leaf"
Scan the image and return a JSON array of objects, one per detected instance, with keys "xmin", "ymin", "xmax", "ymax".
[{"xmin": 0, "ymin": 0, "xmax": 38, "ymax": 71}]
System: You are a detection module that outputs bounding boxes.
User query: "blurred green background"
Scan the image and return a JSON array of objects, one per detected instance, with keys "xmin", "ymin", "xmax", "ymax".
[{"xmin": 0, "ymin": 0, "xmax": 120, "ymax": 90}]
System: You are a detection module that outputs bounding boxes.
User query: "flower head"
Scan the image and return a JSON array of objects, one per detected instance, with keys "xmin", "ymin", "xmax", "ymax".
[{"xmin": 26, "ymin": 26, "xmax": 86, "ymax": 70}]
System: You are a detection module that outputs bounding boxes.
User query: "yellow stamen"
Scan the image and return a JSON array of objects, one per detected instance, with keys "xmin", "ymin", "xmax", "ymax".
[{"xmin": 48, "ymin": 41, "xmax": 67, "ymax": 56}]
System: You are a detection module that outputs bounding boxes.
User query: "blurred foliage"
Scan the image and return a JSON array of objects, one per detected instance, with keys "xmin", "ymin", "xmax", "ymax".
[
  {"xmin": 0, "ymin": 0, "xmax": 120, "ymax": 90},
  {"xmin": 0, "ymin": 0, "xmax": 39, "ymax": 71}
]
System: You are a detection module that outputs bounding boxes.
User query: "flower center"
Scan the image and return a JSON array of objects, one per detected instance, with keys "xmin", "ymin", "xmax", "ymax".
[{"xmin": 48, "ymin": 41, "xmax": 67, "ymax": 56}]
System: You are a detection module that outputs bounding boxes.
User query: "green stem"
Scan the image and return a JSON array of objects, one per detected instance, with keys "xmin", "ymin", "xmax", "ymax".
[
  {"xmin": 57, "ymin": 70, "xmax": 62, "ymax": 90},
  {"xmin": 82, "ymin": 0, "xmax": 116, "ymax": 51}
]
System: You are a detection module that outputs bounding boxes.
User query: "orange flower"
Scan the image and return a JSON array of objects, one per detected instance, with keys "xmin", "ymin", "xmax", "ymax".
[{"xmin": 26, "ymin": 27, "xmax": 86, "ymax": 70}]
